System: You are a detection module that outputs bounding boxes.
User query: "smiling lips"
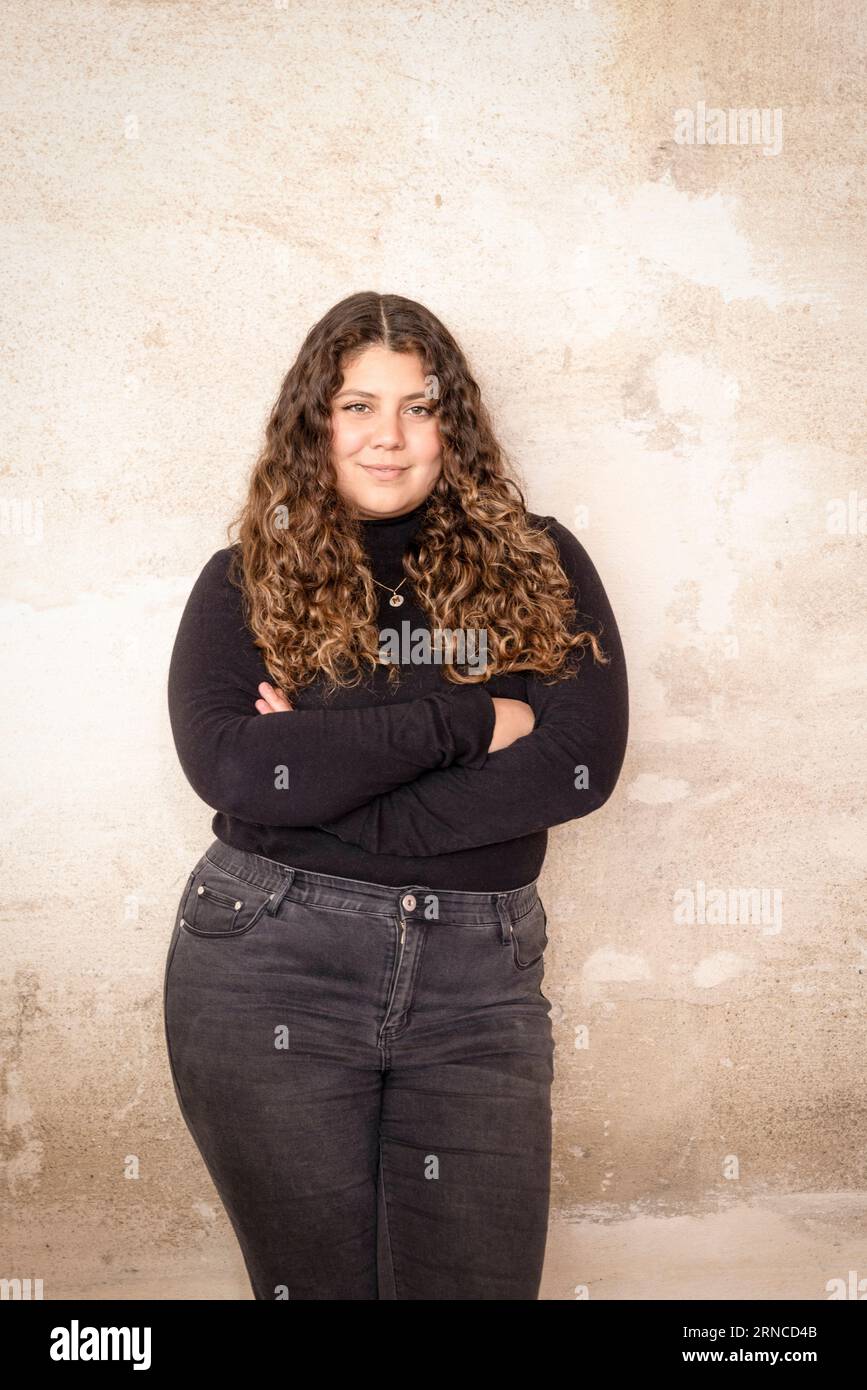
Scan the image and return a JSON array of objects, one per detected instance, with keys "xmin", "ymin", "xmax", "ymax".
[{"xmin": 360, "ymin": 464, "xmax": 407, "ymax": 479}]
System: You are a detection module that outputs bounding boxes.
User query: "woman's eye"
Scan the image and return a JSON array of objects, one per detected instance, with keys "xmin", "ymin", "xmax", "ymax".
[{"xmin": 341, "ymin": 402, "xmax": 433, "ymax": 416}]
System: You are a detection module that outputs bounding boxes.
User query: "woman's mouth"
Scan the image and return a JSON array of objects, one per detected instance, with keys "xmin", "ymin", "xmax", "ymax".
[{"xmin": 359, "ymin": 464, "xmax": 408, "ymax": 480}]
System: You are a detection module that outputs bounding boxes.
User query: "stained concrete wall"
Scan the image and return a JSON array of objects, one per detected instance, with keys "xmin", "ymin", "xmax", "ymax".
[{"xmin": 2, "ymin": 0, "xmax": 865, "ymax": 1299}]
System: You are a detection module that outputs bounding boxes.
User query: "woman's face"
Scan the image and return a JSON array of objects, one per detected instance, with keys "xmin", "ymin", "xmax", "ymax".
[{"xmin": 330, "ymin": 344, "xmax": 442, "ymax": 520}]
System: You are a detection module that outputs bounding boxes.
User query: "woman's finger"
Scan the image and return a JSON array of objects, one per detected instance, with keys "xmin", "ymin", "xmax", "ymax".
[{"xmin": 257, "ymin": 681, "xmax": 293, "ymax": 713}]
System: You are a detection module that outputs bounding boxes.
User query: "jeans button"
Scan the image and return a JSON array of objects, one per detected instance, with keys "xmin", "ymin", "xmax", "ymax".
[{"xmin": 401, "ymin": 893, "xmax": 416, "ymax": 912}]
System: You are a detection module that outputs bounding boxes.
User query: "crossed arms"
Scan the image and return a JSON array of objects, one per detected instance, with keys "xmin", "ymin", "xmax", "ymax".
[{"xmin": 167, "ymin": 522, "xmax": 628, "ymax": 852}]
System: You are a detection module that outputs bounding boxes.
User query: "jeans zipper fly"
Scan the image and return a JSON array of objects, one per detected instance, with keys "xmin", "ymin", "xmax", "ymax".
[{"xmin": 381, "ymin": 916, "xmax": 407, "ymax": 1035}]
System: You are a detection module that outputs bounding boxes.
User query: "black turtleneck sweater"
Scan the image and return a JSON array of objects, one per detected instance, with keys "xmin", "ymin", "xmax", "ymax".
[{"xmin": 167, "ymin": 502, "xmax": 628, "ymax": 891}]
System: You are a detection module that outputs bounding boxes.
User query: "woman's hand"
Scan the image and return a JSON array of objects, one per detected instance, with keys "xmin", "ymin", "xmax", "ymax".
[
  {"xmin": 255, "ymin": 681, "xmax": 293, "ymax": 714},
  {"xmin": 488, "ymin": 697, "xmax": 535, "ymax": 752}
]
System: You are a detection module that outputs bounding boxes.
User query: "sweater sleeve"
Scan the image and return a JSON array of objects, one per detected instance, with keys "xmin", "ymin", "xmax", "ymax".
[
  {"xmin": 167, "ymin": 548, "xmax": 496, "ymax": 825},
  {"xmin": 315, "ymin": 519, "xmax": 628, "ymax": 855}
]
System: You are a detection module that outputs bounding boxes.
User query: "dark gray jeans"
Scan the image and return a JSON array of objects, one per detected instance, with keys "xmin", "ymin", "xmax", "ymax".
[{"xmin": 163, "ymin": 839, "xmax": 554, "ymax": 1300}]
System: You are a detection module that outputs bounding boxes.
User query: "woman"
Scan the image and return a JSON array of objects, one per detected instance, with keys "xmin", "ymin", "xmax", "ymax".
[{"xmin": 165, "ymin": 291, "xmax": 628, "ymax": 1300}]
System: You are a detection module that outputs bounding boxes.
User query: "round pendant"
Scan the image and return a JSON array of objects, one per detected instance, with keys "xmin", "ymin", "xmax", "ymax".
[{"xmin": 389, "ymin": 594, "xmax": 404, "ymax": 607}]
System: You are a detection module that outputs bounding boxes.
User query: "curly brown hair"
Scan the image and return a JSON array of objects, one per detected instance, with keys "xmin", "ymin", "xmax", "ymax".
[{"xmin": 225, "ymin": 291, "xmax": 609, "ymax": 699}]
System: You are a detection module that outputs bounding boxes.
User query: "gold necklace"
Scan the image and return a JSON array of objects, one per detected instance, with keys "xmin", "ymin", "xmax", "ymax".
[{"xmin": 372, "ymin": 575, "xmax": 409, "ymax": 608}]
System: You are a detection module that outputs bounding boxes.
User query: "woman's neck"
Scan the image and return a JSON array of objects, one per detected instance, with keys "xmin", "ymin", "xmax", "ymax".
[{"xmin": 358, "ymin": 498, "xmax": 428, "ymax": 566}]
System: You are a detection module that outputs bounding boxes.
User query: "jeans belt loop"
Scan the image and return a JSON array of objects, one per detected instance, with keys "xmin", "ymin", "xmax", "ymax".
[
  {"xmin": 267, "ymin": 868, "xmax": 296, "ymax": 915},
  {"xmin": 494, "ymin": 893, "xmax": 512, "ymax": 945}
]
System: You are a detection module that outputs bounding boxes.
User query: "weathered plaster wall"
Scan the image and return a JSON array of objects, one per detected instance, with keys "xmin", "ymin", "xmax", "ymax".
[{"xmin": 2, "ymin": 0, "xmax": 865, "ymax": 1298}]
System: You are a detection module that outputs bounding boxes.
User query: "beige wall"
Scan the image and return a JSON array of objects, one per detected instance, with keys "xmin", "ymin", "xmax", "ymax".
[{"xmin": 2, "ymin": 0, "xmax": 865, "ymax": 1298}]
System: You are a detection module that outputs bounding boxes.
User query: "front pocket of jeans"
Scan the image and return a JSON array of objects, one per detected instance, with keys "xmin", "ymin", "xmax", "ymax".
[
  {"xmin": 509, "ymin": 900, "xmax": 548, "ymax": 970},
  {"xmin": 179, "ymin": 861, "xmax": 273, "ymax": 938}
]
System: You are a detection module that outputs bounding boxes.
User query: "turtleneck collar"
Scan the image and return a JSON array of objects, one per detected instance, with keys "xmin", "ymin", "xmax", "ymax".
[
  {"xmin": 359, "ymin": 498, "xmax": 430, "ymax": 528},
  {"xmin": 357, "ymin": 497, "xmax": 429, "ymax": 569}
]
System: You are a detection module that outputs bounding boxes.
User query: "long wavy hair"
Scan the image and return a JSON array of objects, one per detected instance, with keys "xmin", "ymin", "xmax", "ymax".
[{"xmin": 226, "ymin": 291, "xmax": 609, "ymax": 699}]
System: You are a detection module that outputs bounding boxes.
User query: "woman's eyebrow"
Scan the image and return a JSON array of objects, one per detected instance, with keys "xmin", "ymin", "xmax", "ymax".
[{"xmin": 333, "ymin": 389, "xmax": 430, "ymax": 402}]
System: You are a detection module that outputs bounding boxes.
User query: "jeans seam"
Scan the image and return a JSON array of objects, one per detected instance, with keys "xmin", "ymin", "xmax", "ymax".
[{"xmin": 378, "ymin": 1138, "xmax": 398, "ymax": 1298}]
